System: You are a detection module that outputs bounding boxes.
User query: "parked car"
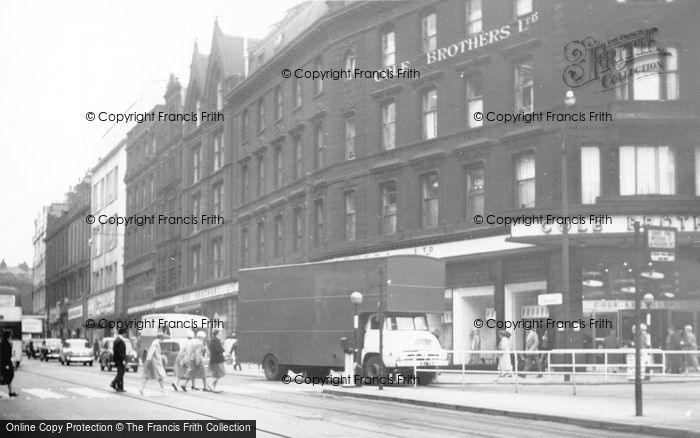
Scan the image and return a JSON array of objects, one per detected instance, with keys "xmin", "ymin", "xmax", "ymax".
[
  {"xmin": 39, "ymin": 338, "xmax": 62, "ymax": 361},
  {"xmin": 160, "ymin": 338, "xmax": 210, "ymax": 375},
  {"xmin": 98, "ymin": 337, "xmax": 138, "ymax": 373},
  {"xmin": 59, "ymin": 339, "xmax": 93, "ymax": 366}
]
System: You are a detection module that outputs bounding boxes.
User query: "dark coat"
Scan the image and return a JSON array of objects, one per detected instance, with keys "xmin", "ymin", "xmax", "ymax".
[
  {"xmin": 0, "ymin": 338, "xmax": 11, "ymax": 365},
  {"xmin": 209, "ymin": 337, "xmax": 225, "ymax": 365},
  {"xmin": 112, "ymin": 336, "xmax": 127, "ymax": 365}
]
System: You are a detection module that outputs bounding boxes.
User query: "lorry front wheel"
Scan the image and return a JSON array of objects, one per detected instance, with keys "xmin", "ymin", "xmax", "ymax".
[
  {"xmin": 262, "ymin": 354, "xmax": 285, "ymax": 381},
  {"xmin": 363, "ymin": 355, "xmax": 382, "ymax": 380}
]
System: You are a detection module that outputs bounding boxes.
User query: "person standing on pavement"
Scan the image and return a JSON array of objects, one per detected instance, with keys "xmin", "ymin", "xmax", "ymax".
[
  {"xmin": 208, "ymin": 329, "xmax": 226, "ymax": 392},
  {"xmin": 680, "ymin": 325, "xmax": 700, "ymax": 373},
  {"xmin": 228, "ymin": 332, "xmax": 242, "ymax": 371},
  {"xmin": 138, "ymin": 333, "xmax": 169, "ymax": 395},
  {"xmin": 522, "ymin": 329, "xmax": 542, "ymax": 378},
  {"xmin": 1, "ymin": 329, "xmax": 18, "ymax": 397},
  {"xmin": 110, "ymin": 328, "xmax": 127, "ymax": 393},
  {"xmin": 665, "ymin": 327, "xmax": 682, "ymax": 374},
  {"xmin": 496, "ymin": 330, "xmax": 513, "ymax": 380}
]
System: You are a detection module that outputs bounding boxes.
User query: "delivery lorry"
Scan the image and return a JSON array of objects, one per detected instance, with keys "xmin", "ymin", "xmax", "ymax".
[{"xmin": 238, "ymin": 255, "xmax": 448, "ymax": 384}]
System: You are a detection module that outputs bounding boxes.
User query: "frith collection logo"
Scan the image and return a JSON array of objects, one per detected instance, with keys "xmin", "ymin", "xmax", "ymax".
[{"xmin": 562, "ymin": 27, "xmax": 673, "ymax": 93}]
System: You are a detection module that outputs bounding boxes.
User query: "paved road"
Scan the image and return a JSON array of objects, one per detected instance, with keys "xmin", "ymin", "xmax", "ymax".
[{"xmin": 0, "ymin": 359, "xmax": 643, "ymax": 437}]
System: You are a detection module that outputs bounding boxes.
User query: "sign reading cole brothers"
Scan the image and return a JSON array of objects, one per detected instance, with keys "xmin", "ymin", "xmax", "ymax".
[{"xmin": 563, "ymin": 27, "xmax": 674, "ymax": 93}]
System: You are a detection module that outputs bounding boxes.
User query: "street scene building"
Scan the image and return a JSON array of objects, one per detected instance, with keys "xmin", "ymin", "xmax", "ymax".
[
  {"xmin": 45, "ymin": 176, "xmax": 92, "ymax": 338},
  {"xmin": 89, "ymin": 140, "xmax": 127, "ymax": 341},
  {"xmin": 11, "ymin": 0, "xmax": 700, "ymax": 435}
]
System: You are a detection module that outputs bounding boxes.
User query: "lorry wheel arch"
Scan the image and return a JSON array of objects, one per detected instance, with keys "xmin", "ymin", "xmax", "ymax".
[
  {"xmin": 262, "ymin": 354, "xmax": 286, "ymax": 381},
  {"xmin": 363, "ymin": 354, "xmax": 382, "ymax": 379}
]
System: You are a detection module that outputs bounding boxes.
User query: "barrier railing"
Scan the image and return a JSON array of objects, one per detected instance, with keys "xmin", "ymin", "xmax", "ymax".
[{"xmin": 410, "ymin": 349, "xmax": 699, "ymax": 394}]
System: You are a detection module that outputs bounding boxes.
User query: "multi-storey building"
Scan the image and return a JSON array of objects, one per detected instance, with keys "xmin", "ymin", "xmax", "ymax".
[
  {"xmin": 125, "ymin": 26, "xmax": 256, "ymax": 333},
  {"xmin": 89, "ymin": 139, "xmax": 127, "ymax": 341},
  {"xmin": 223, "ymin": 0, "xmax": 700, "ymax": 364},
  {"xmin": 45, "ymin": 177, "xmax": 91, "ymax": 338},
  {"xmin": 32, "ymin": 204, "xmax": 68, "ymax": 318}
]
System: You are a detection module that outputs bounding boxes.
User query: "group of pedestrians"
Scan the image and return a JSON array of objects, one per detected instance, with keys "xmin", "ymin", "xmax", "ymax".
[
  {"xmin": 666, "ymin": 325, "xmax": 700, "ymax": 374},
  {"xmin": 495, "ymin": 329, "xmax": 547, "ymax": 380},
  {"xmin": 134, "ymin": 328, "xmax": 239, "ymax": 395}
]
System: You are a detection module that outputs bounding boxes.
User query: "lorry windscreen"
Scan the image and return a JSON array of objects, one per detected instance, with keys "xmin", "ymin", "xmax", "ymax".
[{"xmin": 390, "ymin": 316, "xmax": 428, "ymax": 331}]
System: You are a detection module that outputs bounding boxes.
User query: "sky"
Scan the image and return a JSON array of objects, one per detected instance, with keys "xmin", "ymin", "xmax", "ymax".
[{"xmin": 0, "ymin": 0, "xmax": 303, "ymax": 267}]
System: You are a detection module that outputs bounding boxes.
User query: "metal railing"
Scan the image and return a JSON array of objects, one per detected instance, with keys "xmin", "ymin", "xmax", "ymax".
[{"xmin": 410, "ymin": 349, "xmax": 700, "ymax": 394}]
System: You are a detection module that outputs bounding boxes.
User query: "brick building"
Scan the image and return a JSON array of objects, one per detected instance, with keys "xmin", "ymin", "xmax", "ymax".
[
  {"xmin": 45, "ymin": 176, "xmax": 91, "ymax": 338},
  {"xmin": 222, "ymin": 0, "xmax": 700, "ymax": 362},
  {"xmin": 117, "ymin": 0, "xmax": 700, "ymax": 367}
]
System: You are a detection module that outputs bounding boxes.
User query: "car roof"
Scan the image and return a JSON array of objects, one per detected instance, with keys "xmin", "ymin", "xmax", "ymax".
[{"xmin": 65, "ymin": 338, "xmax": 89, "ymax": 342}]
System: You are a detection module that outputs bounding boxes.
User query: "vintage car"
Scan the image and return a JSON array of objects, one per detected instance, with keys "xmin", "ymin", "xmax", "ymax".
[
  {"xmin": 39, "ymin": 338, "xmax": 63, "ymax": 361},
  {"xmin": 98, "ymin": 337, "xmax": 139, "ymax": 373},
  {"xmin": 160, "ymin": 338, "xmax": 210, "ymax": 375},
  {"xmin": 59, "ymin": 339, "xmax": 93, "ymax": 366}
]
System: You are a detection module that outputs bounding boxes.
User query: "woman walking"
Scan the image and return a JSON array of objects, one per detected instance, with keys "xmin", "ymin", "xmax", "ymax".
[
  {"xmin": 138, "ymin": 333, "xmax": 169, "ymax": 395},
  {"xmin": 189, "ymin": 331, "xmax": 209, "ymax": 391},
  {"xmin": 174, "ymin": 330, "xmax": 195, "ymax": 391},
  {"xmin": 208, "ymin": 329, "xmax": 226, "ymax": 392},
  {"xmin": 496, "ymin": 330, "xmax": 514, "ymax": 381},
  {"xmin": 1, "ymin": 329, "xmax": 17, "ymax": 397}
]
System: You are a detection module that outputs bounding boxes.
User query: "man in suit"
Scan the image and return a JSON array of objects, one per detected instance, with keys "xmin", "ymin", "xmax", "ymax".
[{"xmin": 111, "ymin": 328, "xmax": 127, "ymax": 392}]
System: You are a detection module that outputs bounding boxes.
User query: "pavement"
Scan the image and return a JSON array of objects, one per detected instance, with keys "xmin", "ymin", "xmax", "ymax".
[{"xmin": 322, "ymin": 371, "xmax": 700, "ymax": 438}]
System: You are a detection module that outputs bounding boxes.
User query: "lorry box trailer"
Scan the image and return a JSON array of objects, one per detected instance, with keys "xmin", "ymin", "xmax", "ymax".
[{"xmin": 238, "ymin": 255, "xmax": 448, "ymax": 384}]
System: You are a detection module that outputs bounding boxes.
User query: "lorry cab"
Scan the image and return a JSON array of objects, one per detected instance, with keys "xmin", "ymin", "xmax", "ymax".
[{"xmin": 361, "ymin": 313, "xmax": 448, "ymax": 384}]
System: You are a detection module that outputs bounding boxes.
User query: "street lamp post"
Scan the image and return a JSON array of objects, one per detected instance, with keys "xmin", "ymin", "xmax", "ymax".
[
  {"xmin": 633, "ymin": 220, "xmax": 643, "ymax": 416},
  {"xmin": 562, "ymin": 90, "xmax": 576, "ymax": 357},
  {"xmin": 350, "ymin": 291, "xmax": 363, "ymax": 376}
]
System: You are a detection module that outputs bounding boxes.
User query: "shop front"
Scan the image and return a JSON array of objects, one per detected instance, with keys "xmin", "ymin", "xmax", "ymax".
[
  {"xmin": 127, "ymin": 281, "xmax": 238, "ymax": 338},
  {"xmin": 86, "ymin": 289, "xmax": 117, "ymax": 341},
  {"xmin": 66, "ymin": 303, "xmax": 84, "ymax": 338}
]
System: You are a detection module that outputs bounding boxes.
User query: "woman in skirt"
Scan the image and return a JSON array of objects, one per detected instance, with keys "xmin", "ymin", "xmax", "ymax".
[
  {"xmin": 174, "ymin": 330, "xmax": 195, "ymax": 391},
  {"xmin": 138, "ymin": 332, "xmax": 169, "ymax": 395},
  {"xmin": 189, "ymin": 331, "xmax": 209, "ymax": 391},
  {"xmin": 208, "ymin": 329, "xmax": 226, "ymax": 392},
  {"xmin": 496, "ymin": 330, "xmax": 514, "ymax": 381}
]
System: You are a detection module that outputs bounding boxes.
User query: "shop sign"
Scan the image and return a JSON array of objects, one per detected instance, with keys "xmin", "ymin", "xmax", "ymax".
[
  {"xmin": 537, "ymin": 293, "xmax": 562, "ymax": 306},
  {"xmin": 128, "ymin": 282, "xmax": 238, "ymax": 314},
  {"xmin": 68, "ymin": 305, "xmax": 83, "ymax": 320},
  {"xmin": 583, "ymin": 300, "xmax": 698, "ymax": 312},
  {"xmin": 87, "ymin": 290, "xmax": 115, "ymax": 317},
  {"xmin": 511, "ymin": 215, "xmax": 700, "ymax": 239},
  {"xmin": 521, "ymin": 305, "xmax": 549, "ymax": 319},
  {"xmin": 22, "ymin": 318, "xmax": 43, "ymax": 333},
  {"xmin": 0, "ymin": 295, "xmax": 15, "ymax": 307}
]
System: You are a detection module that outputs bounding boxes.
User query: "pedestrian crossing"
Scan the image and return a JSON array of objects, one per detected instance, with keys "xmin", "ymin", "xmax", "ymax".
[{"xmin": 0, "ymin": 380, "xmax": 310, "ymax": 400}]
